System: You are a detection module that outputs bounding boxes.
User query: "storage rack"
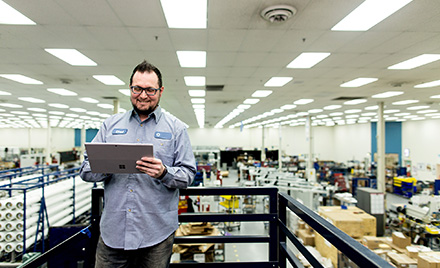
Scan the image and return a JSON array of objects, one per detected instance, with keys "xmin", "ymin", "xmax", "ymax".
[{"xmin": 0, "ymin": 166, "xmax": 95, "ymax": 258}]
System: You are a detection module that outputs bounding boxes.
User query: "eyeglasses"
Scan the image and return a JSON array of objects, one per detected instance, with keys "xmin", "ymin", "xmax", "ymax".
[{"xmin": 130, "ymin": 86, "xmax": 161, "ymax": 96}]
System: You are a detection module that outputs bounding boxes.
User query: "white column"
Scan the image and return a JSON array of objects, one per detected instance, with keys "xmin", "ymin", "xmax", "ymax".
[
  {"xmin": 113, "ymin": 99, "xmax": 119, "ymax": 114},
  {"xmin": 377, "ymin": 102, "xmax": 386, "ymax": 193},
  {"xmin": 46, "ymin": 119, "xmax": 51, "ymax": 164},
  {"xmin": 28, "ymin": 128, "xmax": 32, "ymax": 154},
  {"xmin": 278, "ymin": 124, "xmax": 282, "ymax": 170},
  {"xmin": 261, "ymin": 126, "xmax": 265, "ymax": 162},
  {"xmin": 306, "ymin": 116, "xmax": 316, "ymax": 182},
  {"xmin": 80, "ymin": 124, "xmax": 86, "ymax": 162}
]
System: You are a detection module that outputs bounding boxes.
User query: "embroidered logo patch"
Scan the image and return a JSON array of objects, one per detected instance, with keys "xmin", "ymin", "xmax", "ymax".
[
  {"xmin": 154, "ymin": 131, "xmax": 172, "ymax": 140},
  {"xmin": 112, "ymin": 128, "xmax": 128, "ymax": 135}
]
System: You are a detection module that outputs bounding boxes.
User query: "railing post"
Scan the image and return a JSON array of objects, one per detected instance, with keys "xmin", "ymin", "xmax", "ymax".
[{"xmin": 278, "ymin": 194, "xmax": 286, "ymax": 268}]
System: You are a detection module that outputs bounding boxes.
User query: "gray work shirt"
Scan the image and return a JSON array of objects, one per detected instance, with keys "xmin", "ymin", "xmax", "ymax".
[{"xmin": 80, "ymin": 106, "xmax": 196, "ymax": 250}]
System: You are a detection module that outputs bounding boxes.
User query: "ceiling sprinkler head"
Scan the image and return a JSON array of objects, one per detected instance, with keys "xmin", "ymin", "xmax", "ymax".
[{"xmin": 261, "ymin": 5, "xmax": 297, "ymax": 23}]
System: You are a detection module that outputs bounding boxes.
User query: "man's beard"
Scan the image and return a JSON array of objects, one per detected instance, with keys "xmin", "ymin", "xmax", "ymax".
[{"xmin": 132, "ymin": 102, "xmax": 158, "ymax": 117}]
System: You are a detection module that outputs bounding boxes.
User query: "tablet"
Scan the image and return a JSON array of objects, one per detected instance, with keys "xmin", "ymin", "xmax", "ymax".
[{"xmin": 85, "ymin": 143, "xmax": 154, "ymax": 173}]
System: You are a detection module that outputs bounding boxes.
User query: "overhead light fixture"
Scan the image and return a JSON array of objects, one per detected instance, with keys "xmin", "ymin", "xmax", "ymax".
[
  {"xmin": 80, "ymin": 97, "xmax": 99, "ymax": 103},
  {"xmin": 191, "ymin": 98, "xmax": 205, "ymax": 104},
  {"xmin": 294, "ymin": 99, "xmax": 314, "ymax": 105},
  {"xmin": 118, "ymin": 89, "xmax": 130, "ymax": 96},
  {"xmin": 344, "ymin": 99, "xmax": 367, "ymax": 105},
  {"xmin": 0, "ymin": 103, "xmax": 23, "ymax": 108},
  {"xmin": 28, "ymin": 108, "xmax": 47, "ymax": 112},
  {"xmin": 18, "ymin": 97, "xmax": 45, "ymax": 103},
  {"xmin": 184, "ymin": 76, "xmax": 206, "ymax": 86},
  {"xmin": 372, "ymin": 91, "xmax": 403, "ymax": 98},
  {"xmin": 417, "ymin": 109, "xmax": 438, "ymax": 114},
  {"xmin": 430, "ymin": 95, "xmax": 440, "ymax": 99},
  {"xmin": 45, "ymin": 49, "xmax": 97, "ymax": 66},
  {"xmin": 188, "ymin": 90, "xmax": 206, "ymax": 97},
  {"xmin": 407, "ymin": 105, "xmax": 430, "ymax": 110},
  {"xmin": 280, "ymin": 104, "xmax": 296, "ymax": 110},
  {"xmin": 238, "ymin": 104, "xmax": 251, "ymax": 110},
  {"xmin": 160, "ymin": 0, "xmax": 207, "ymax": 29},
  {"xmin": 93, "ymin": 75, "xmax": 125, "ymax": 85},
  {"xmin": 340, "ymin": 78, "xmax": 378, "ymax": 87},
  {"xmin": 243, "ymin": 99, "xmax": 260, "ymax": 105},
  {"xmin": 345, "ymin": 109, "xmax": 362, "ymax": 114},
  {"xmin": 0, "ymin": 0, "xmax": 36, "ymax": 25},
  {"xmin": 47, "ymin": 88, "xmax": 78, "ymax": 96},
  {"xmin": 177, "ymin": 51, "xmax": 206, "ymax": 67},
  {"xmin": 48, "ymin": 103, "xmax": 69, "ymax": 109},
  {"xmin": 414, "ymin": 79, "xmax": 440, "ymax": 88},
  {"xmin": 384, "ymin": 109, "xmax": 400, "ymax": 114},
  {"xmin": 97, "ymin": 104, "xmax": 114, "ymax": 109},
  {"xmin": 331, "ymin": 0, "xmax": 413, "ymax": 31},
  {"xmin": 48, "ymin": 111, "xmax": 64, "ymax": 115},
  {"xmin": 388, "ymin": 54, "xmax": 440, "ymax": 70},
  {"xmin": 264, "ymin": 77, "xmax": 293, "ymax": 87},
  {"xmin": 308, "ymin": 109, "xmax": 323, "ymax": 114},
  {"xmin": 324, "ymin": 105, "xmax": 341, "ymax": 110},
  {"xmin": 0, "ymin": 90, "xmax": 11, "ymax": 95},
  {"xmin": 287, "ymin": 52, "xmax": 330, "ymax": 68},
  {"xmin": 365, "ymin": 105, "xmax": 379, "ymax": 110},
  {"xmin": 392, "ymin": 100, "xmax": 419, "ymax": 105},
  {"xmin": 252, "ymin": 90, "xmax": 273, "ymax": 98},
  {"xmin": 87, "ymin": 111, "xmax": 101, "ymax": 115},
  {"xmin": 0, "ymin": 74, "xmax": 43, "ymax": 84},
  {"xmin": 192, "ymin": 104, "xmax": 205, "ymax": 109},
  {"xmin": 70, "ymin": 108, "xmax": 87, "ymax": 113}
]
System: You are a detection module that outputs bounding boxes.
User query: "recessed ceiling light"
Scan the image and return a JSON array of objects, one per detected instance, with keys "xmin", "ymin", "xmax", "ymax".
[
  {"xmin": 344, "ymin": 99, "xmax": 367, "ymax": 105},
  {"xmin": 184, "ymin": 76, "xmax": 206, "ymax": 86},
  {"xmin": 243, "ymin": 99, "xmax": 260, "ymax": 105},
  {"xmin": 384, "ymin": 109, "xmax": 400, "ymax": 114},
  {"xmin": 48, "ymin": 103, "xmax": 69, "ymax": 109},
  {"xmin": 407, "ymin": 105, "xmax": 430, "ymax": 110},
  {"xmin": 192, "ymin": 104, "xmax": 205, "ymax": 109},
  {"xmin": 294, "ymin": 99, "xmax": 314, "ymax": 105},
  {"xmin": 340, "ymin": 78, "xmax": 378, "ymax": 87},
  {"xmin": 331, "ymin": 0, "xmax": 413, "ymax": 31},
  {"xmin": 0, "ymin": 103, "xmax": 23, "ymax": 108},
  {"xmin": 160, "ymin": 0, "xmax": 207, "ymax": 29},
  {"xmin": 264, "ymin": 77, "xmax": 293, "ymax": 87},
  {"xmin": 48, "ymin": 111, "xmax": 65, "ymax": 115},
  {"xmin": 65, "ymin": 113, "xmax": 80, "ymax": 118},
  {"xmin": 118, "ymin": 89, "xmax": 130, "ymax": 96},
  {"xmin": 252, "ymin": 90, "xmax": 273, "ymax": 98},
  {"xmin": 323, "ymin": 105, "xmax": 341, "ymax": 110},
  {"xmin": 308, "ymin": 109, "xmax": 323, "ymax": 114},
  {"xmin": 238, "ymin": 104, "xmax": 251, "ymax": 110},
  {"xmin": 372, "ymin": 91, "xmax": 404, "ymax": 98},
  {"xmin": 365, "ymin": 105, "xmax": 379, "ymax": 110},
  {"xmin": 28, "ymin": 108, "xmax": 47, "ymax": 112},
  {"xmin": 417, "ymin": 109, "xmax": 438, "ymax": 114},
  {"xmin": 392, "ymin": 100, "xmax": 419, "ymax": 105},
  {"xmin": 177, "ymin": 51, "xmax": 206, "ymax": 68},
  {"xmin": 93, "ymin": 75, "xmax": 125, "ymax": 85},
  {"xmin": 70, "ymin": 108, "xmax": 87, "ymax": 113},
  {"xmin": 388, "ymin": 54, "xmax": 440, "ymax": 70},
  {"xmin": 97, "ymin": 104, "xmax": 114, "ymax": 109},
  {"xmin": 10, "ymin": 111, "xmax": 29, "ymax": 115},
  {"xmin": 345, "ymin": 109, "xmax": 362, "ymax": 114},
  {"xmin": 414, "ymin": 79, "xmax": 440, "ymax": 88},
  {"xmin": 0, "ymin": 90, "xmax": 11, "ymax": 95},
  {"xmin": 0, "ymin": 0, "xmax": 36, "ymax": 25},
  {"xmin": 271, "ymin": 109, "xmax": 284, "ymax": 114},
  {"xmin": 79, "ymin": 97, "xmax": 99, "ymax": 103},
  {"xmin": 87, "ymin": 111, "xmax": 101, "ymax": 116},
  {"xmin": 0, "ymin": 74, "xmax": 43, "ymax": 84},
  {"xmin": 190, "ymin": 98, "xmax": 205, "ymax": 104},
  {"xmin": 286, "ymin": 52, "xmax": 330, "ymax": 68},
  {"xmin": 18, "ymin": 97, "xmax": 45, "ymax": 103},
  {"xmin": 188, "ymin": 90, "xmax": 206, "ymax": 97},
  {"xmin": 430, "ymin": 95, "xmax": 440, "ymax": 99},
  {"xmin": 45, "ymin": 49, "xmax": 97, "ymax": 66},
  {"xmin": 280, "ymin": 104, "xmax": 296, "ymax": 110},
  {"xmin": 47, "ymin": 88, "xmax": 78, "ymax": 96}
]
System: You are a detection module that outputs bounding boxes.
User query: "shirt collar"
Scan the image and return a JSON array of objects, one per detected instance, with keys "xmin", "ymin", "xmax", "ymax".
[{"xmin": 130, "ymin": 105, "xmax": 163, "ymax": 123}]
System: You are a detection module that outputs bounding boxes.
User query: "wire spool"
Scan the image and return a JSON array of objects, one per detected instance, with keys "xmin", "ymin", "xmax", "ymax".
[
  {"xmin": 5, "ymin": 211, "xmax": 23, "ymax": 221},
  {"xmin": 4, "ymin": 243, "xmax": 14, "ymax": 253},
  {"xmin": 15, "ymin": 243, "xmax": 23, "ymax": 252},
  {"xmin": 5, "ymin": 232, "xmax": 15, "ymax": 242}
]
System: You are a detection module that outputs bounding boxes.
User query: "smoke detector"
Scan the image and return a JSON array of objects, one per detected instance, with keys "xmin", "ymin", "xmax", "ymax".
[{"xmin": 261, "ymin": 5, "xmax": 297, "ymax": 23}]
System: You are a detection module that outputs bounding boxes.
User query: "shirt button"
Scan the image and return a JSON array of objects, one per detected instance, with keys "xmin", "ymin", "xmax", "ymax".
[
  {"xmin": 137, "ymin": 139, "xmax": 140, "ymax": 141},
  {"xmin": 129, "ymin": 189, "xmax": 133, "ymax": 192},
  {"xmin": 140, "ymin": 124, "xmax": 143, "ymax": 127},
  {"xmin": 128, "ymin": 208, "xmax": 131, "ymax": 212}
]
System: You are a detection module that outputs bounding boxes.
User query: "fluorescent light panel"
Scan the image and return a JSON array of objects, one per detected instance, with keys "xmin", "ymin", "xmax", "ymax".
[
  {"xmin": 188, "ymin": 90, "xmax": 206, "ymax": 97},
  {"xmin": 45, "ymin": 49, "xmax": 97, "ymax": 66},
  {"xmin": 93, "ymin": 75, "xmax": 125, "ymax": 85},
  {"xmin": 80, "ymin": 97, "xmax": 99, "ymax": 103},
  {"xmin": 340, "ymin": 78, "xmax": 378, "ymax": 87},
  {"xmin": 252, "ymin": 90, "xmax": 273, "ymax": 98},
  {"xmin": 344, "ymin": 99, "xmax": 367, "ymax": 105},
  {"xmin": 388, "ymin": 54, "xmax": 440, "ymax": 70},
  {"xmin": 243, "ymin": 99, "xmax": 260, "ymax": 104},
  {"xmin": 0, "ymin": 74, "xmax": 43, "ymax": 84},
  {"xmin": 287, "ymin": 52, "xmax": 330, "ymax": 68},
  {"xmin": 332, "ymin": 0, "xmax": 413, "ymax": 31},
  {"xmin": 177, "ymin": 51, "xmax": 206, "ymax": 67},
  {"xmin": 414, "ymin": 79, "xmax": 440, "ymax": 88},
  {"xmin": 18, "ymin": 97, "xmax": 45, "ymax": 103},
  {"xmin": 0, "ymin": 0, "xmax": 36, "ymax": 25},
  {"xmin": 160, "ymin": 0, "xmax": 207, "ymax": 29},
  {"xmin": 118, "ymin": 89, "xmax": 130, "ymax": 96},
  {"xmin": 392, "ymin": 100, "xmax": 419, "ymax": 105},
  {"xmin": 0, "ymin": 90, "xmax": 11, "ymax": 95},
  {"xmin": 294, "ymin": 99, "xmax": 314, "ymax": 105},
  {"xmin": 47, "ymin": 88, "xmax": 78, "ymax": 96},
  {"xmin": 184, "ymin": 76, "xmax": 205, "ymax": 86},
  {"xmin": 372, "ymin": 91, "xmax": 403, "ymax": 98},
  {"xmin": 264, "ymin": 77, "xmax": 293, "ymax": 87}
]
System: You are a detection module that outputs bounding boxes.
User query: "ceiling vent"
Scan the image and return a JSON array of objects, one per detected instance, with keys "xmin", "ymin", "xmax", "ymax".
[
  {"xmin": 261, "ymin": 5, "xmax": 297, "ymax": 23},
  {"xmin": 206, "ymin": 85, "xmax": 224, "ymax": 91},
  {"xmin": 332, "ymin": 96, "xmax": 366, "ymax": 101}
]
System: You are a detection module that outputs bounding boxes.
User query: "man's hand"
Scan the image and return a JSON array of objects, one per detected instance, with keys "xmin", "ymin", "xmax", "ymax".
[{"xmin": 136, "ymin": 156, "xmax": 166, "ymax": 178}]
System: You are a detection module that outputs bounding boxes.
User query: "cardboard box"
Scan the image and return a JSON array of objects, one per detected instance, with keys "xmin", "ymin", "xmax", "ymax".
[
  {"xmin": 387, "ymin": 252, "xmax": 417, "ymax": 268},
  {"xmin": 315, "ymin": 233, "xmax": 338, "ymax": 268},
  {"xmin": 362, "ymin": 236, "xmax": 389, "ymax": 250},
  {"xmin": 297, "ymin": 229, "xmax": 315, "ymax": 246},
  {"xmin": 418, "ymin": 252, "xmax": 440, "ymax": 268},
  {"xmin": 392, "ymin": 232, "xmax": 411, "ymax": 249}
]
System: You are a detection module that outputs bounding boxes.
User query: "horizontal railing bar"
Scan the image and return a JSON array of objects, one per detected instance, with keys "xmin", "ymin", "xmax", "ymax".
[
  {"xmin": 170, "ymin": 261, "xmax": 278, "ymax": 267},
  {"xmin": 178, "ymin": 213, "xmax": 277, "ymax": 222},
  {"xmin": 174, "ymin": 235, "xmax": 270, "ymax": 244},
  {"xmin": 180, "ymin": 187, "xmax": 278, "ymax": 196},
  {"xmin": 279, "ymin": 192, "xmax": 393, "ymax": 268},
  {"xmin": 279, "ymin": 242, "xmax": 305, "ymax": 268}
]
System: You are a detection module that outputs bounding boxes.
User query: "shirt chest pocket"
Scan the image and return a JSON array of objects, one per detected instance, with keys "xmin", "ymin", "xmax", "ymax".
[{"xmin": 153, "ymin": 132, "xmax": 174, "ymax": 165}]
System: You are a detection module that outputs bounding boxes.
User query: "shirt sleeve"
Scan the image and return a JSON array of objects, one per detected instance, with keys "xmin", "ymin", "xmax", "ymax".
[{"xmin": 159, "ymin": 127, "xmax": 196, "ymax": 189}]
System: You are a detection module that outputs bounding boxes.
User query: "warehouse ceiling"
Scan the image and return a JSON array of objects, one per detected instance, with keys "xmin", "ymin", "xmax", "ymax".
[{"xmin": 0, "ymin": 0, "xmax": 440, "ymax": 129}]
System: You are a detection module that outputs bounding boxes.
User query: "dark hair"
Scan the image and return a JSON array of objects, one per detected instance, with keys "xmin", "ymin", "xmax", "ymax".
[{"xmin": 130, "ymin": 60, "xmax": 162, "ymax": 87}]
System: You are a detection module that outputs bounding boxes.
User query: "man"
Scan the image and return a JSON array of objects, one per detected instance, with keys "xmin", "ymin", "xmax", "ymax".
[{"xmin": 80, "ymin": 60, "xmax": 196, "ymax": 268}]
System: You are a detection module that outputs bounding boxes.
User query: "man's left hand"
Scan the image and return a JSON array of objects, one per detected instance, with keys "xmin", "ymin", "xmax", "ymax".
[{"xmin": 136, "ymin": 156, "xmax": 166, "ymax": 178}]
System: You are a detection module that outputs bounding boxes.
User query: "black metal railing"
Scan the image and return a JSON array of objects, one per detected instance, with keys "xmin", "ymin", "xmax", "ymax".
[{"xmin": 21, "ymin": 187, "xmax": 393, "ymax": 268}]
